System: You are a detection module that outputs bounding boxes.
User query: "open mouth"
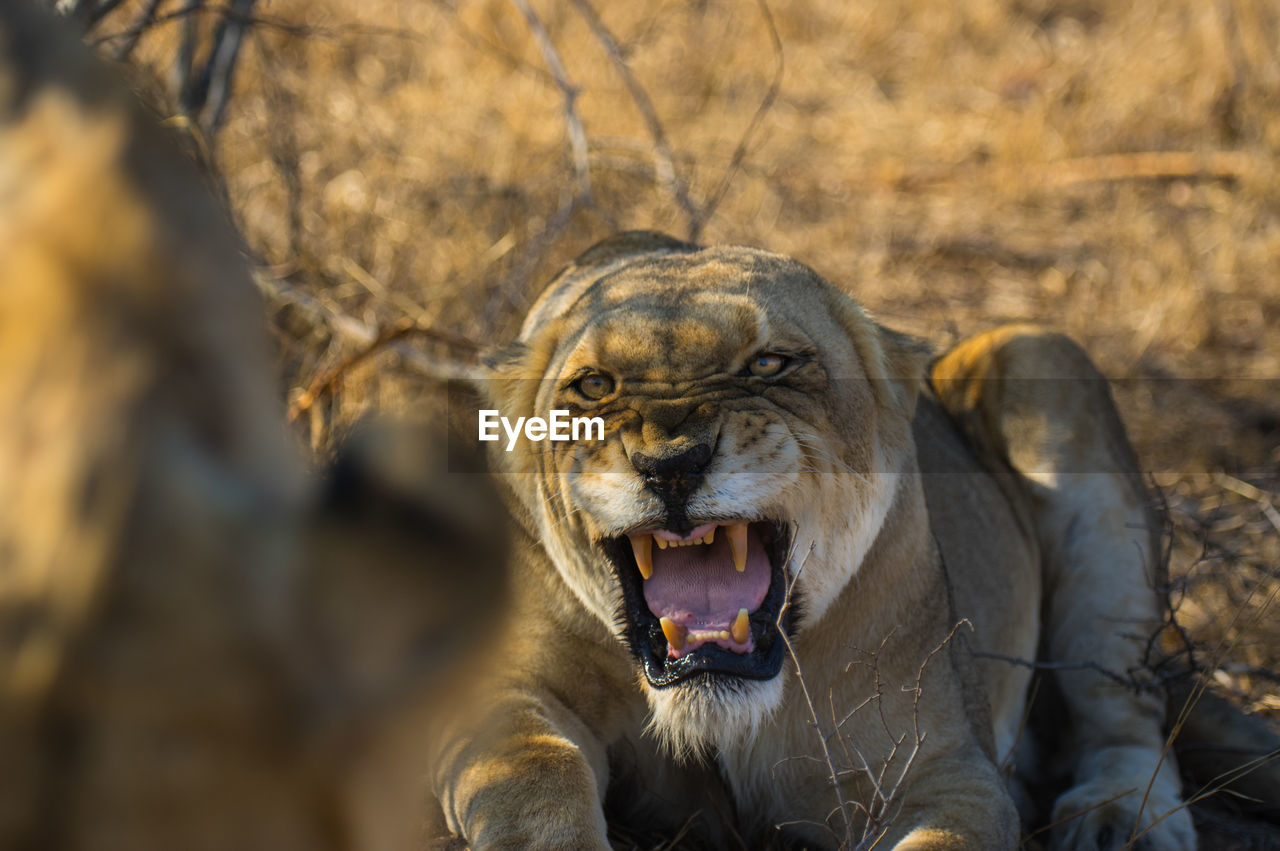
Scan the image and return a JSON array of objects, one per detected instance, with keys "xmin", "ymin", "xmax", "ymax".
[{"xmin": 602, "ymin": 520, "xmax": 795, "ymax": 688}]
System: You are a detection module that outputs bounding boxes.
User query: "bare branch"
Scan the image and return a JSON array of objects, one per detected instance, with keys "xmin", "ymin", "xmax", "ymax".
[
  {"xmin": 171, "ymin": 0, "xmax": 202, "ymax": 111},
  {"xmin": 1213, "ymin": 472, "xmax": 1280, "ymax": 534},
  {"xmin": 254, "ymin": 275, "xmax": 483, "ymax": 427},
  {"xmin": 197, "ymin": 0, "xmax": 257, "ymax": 134},
  {"xmin": 694, "ymin": 0, "xmax": 783, "ymax": 241},
  {"xmin": 972, "ymin": 650, "xmax": 1138, "ymax": 690},
  {"xmin": 112, "ymin": 0, "xmax": 165, "ymax": 61},
  {"xmin": 286, "ymin": 318, "xmax": 482, "ymax": 424},
  {"xmin": 1017, "ymin": 787, "xmax": 1140, "ymax": 849},
  {"xmin": 775, "ymin": 546, "xmax": 856, "ymax": 843},
  {"xmin": 1127, "ymin": 747, "xmax": 1280, "ymax": 849},
  {"xmin": 507, "ymin": 0, "xmax": 592, "ymax": 205},
  {"xmin": 567, "ymin": 0, "xmax": 701, "ymax": 236},
  {"xmin": 484, "ymin": 194, "xmax": 581, "ymax": 326},
  {"xmin": 88, "ymin": 0, "xmax": 128, "ymax": 26},
  {"xmin": 1130, "ymin": 579, "xmax": 1280, "ymax": 841}
]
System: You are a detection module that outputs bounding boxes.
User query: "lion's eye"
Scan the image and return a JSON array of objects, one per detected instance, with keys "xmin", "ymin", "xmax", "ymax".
[
  {"xmin": 747, "ymin": 353, "xmax": 787, "ymax": 378},
  {"xmin": 573, "ymin": 371, "xmax": 615, "ymax": 400}
]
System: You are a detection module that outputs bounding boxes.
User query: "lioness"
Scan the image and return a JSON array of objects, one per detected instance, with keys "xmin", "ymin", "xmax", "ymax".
[
  {"xmin": 433, "ymin": 231, "xmax": 1196, "ymax": 849},
  {"xmin": 0, "ymin": 5, "xmax": 504, "ymax": 848}
]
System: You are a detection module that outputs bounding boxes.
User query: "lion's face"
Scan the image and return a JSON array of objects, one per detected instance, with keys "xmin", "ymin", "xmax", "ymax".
[{"xmin": 487, "ymin": 236, "xmax": 925, "ymax": 754}]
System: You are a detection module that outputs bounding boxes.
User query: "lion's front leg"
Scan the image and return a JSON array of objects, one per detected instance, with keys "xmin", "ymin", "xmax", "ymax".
[
  {"xmin": 774, "ymin": 603, "xmax": 1021, "ymax": 850},
  {"xmin": 932, "ymin": 326, "xmax": 1196, "ymax": 851},
  {"xmin": 875, "ymin": 756, "xmax": 1021, "ymax": 850},
  {"xmin": 432, "ymin": 687, "xmax": 612, "ymax": 850}
]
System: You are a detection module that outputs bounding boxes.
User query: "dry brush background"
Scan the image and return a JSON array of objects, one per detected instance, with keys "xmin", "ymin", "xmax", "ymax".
[{"xmin": 69, "ymin": 0, "xmax": 1279, "ymax": 842}]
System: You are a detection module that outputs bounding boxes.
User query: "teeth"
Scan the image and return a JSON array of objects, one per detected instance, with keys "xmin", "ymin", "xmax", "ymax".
[
  {"xmin": 630, "ymin": 534, "xmax": 653, "ymax": 580},
  {"xmin": 732, "ymin": 608, "xmax": 750, "ymax": 644},
  {"xmin": 727, "ymin": 523, "xmax": 748, "ymax": 572},
  {"xmin": 660, "ymin": 617, "xmax": 686, "ymax": 651},
  {"xmin": 652, "ymin": 530, "xmax": 718, "ymax": 548}
]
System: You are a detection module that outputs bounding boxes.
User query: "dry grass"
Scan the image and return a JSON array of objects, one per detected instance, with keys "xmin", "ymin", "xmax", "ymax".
[{"xmin": 82, "ymin": 0, "xmax": 1278, "ymax": 841}]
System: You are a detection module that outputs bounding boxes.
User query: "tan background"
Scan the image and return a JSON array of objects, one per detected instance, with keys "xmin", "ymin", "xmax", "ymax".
[{"xmin": 102, "ymin": 0, "xmax": 1277, "ymax": 741}]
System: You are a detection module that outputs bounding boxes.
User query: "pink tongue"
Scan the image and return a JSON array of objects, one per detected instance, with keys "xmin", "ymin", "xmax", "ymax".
[{"xmin": 642, "ymin": 525, "xmax": 771, "ymax": 637}]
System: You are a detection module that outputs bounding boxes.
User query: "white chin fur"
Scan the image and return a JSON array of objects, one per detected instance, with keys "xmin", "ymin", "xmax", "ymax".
[{"xmin": 644, "ymin": 673, "xmax": 786, "ymax": 760}]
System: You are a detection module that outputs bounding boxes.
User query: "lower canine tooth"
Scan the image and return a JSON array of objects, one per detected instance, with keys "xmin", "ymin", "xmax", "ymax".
[
  {"xmin": 728, "ymin": 523, "xmax": 748, "ymax": 572},
  {"xmin": 660, "ymin": 617, "xmax": 686, "ymax": 651},
  {"xmin": 732, "ymin": 608, "xmax": 750, "ymax": 643}
]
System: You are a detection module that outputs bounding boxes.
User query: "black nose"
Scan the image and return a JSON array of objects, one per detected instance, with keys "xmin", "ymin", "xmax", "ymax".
[{"xmin": 631, "ymin": 442, "xmax": 712, "ymax": 508}]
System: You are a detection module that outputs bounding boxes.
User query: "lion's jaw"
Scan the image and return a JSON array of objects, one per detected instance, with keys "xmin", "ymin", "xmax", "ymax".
[
  {"xmin": 526, "ymin": 445, "xmax": 904, "ymax": 757},
  {"xmin": 493, "ymin": 242, "xmax": 924, "ymax": 757},
  {"xmin": 524, "ymin": 391, "xmax": 907, "ymax": 754}
]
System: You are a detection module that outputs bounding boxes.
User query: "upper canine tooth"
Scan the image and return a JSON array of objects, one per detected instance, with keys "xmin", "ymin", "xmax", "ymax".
[
  {"xmin": 630, "ymin": 534, "xmax": 653, "ymax": 580},
  {"xmin": 660, "ymin": 617, "xmax": 687, "ymax": 651},
  {"xmin": 728, "ymin": 523, "xmax": 748, "ymax": 572},
  {"xmin": 732, "ymin": 608, "xmax": 750, "ymax": 644}
]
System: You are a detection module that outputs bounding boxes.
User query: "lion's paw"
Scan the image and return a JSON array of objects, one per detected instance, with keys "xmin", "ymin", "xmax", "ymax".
[{"xmin": 1048, "ymin": 774, "xmax": 1196, "ymax": 851}]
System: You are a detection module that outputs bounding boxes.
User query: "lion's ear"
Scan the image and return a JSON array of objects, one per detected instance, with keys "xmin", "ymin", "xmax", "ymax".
[
  {"xmin": 877, "ymin": 324, "xmax": 933, "ymax": 417},
  {"xmin": 829, "ymin": 291, "xmax": 933, "ymax": 419},
  {"xmin": 568, "ymin": 230, "xmax": 697, "ymax": 271},
  {"xmin": 474, "ymin": 340, "xmax": 542, "ymax": 428}
]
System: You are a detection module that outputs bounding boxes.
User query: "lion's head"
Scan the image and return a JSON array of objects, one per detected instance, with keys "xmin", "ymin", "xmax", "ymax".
[{"xmin": 482, "ymin": 232, "xmax": 929, "ymax": 755}]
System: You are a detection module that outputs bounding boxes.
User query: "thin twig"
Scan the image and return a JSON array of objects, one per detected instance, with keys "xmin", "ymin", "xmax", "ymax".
[
  {"xmin": 286, "ymin": 317, "xmax": 483, "ymax": 422},
  {"xmin": 998, "ymin": 675, "xmax": 1043, "ymax": 777},
  {"xmin": 171, "ymin": 0, "xmax": 202, "ymax": 110},
  {"xmin": 775, "ymin": 546, "xmax": 855, "ymax": 844},
  {"xmin": 1017, "ymin": 787, "xmax": 1139, "ymax": 848},
  {"xmin": 90, "ymin": 4, "xmax": 443, "ymax": 48},
  {"xmin": 426, "ymin": 0, "xmax": 555, "ymax": 84},
  {"xmin": 972, "ymin": 650, "xmax": 1137, "ymax": 689},
  {"xmin": 1129, "ymin": 578, "xmax": 1280, "ymax": 843},
  {"xmin": 1214, "ymin": 471, "xmax": 1280, "ymax": 534},
  {"xmin": 694, "ymin": 0, "xmax": 783, "ymax": 241},
  {"xmin": 88, "ymin": 0, "xmax": 128, "ymax": 26},
  {"xmin": 1126, "ymin": 747, "xmax": 1280, "ymax": 849},
  {"xmin": 198, "ymin": 0, "xmax": 257, "ymax": 133},
  {"xmin": 484, "ymin": 193, "xmax": 581, "ymax": 325},
  {"xmin": 1214, "ymin": 663, "xmax": 1280, "ymax": 685},
  {"xmin": 842, "ymin": 151, "xmax": 1263, "ymax": 193},
  {"xmin": 567, "ymin": 0, "xmax": 701, "ymax": 236},
  {"xmin": 255, "ymin": 275, "xmax": 482, "ymax": 423},
  {"xmin": 112, "ymin": 0, "xmax": 165, "ymax": 61},
  {"xmin": 507, "ymin": 0, "xmax": 592, "ymax": 205},
  {"xmin": 1044, "ymin": 151, "xmax": 1259, "ymax": 187}
]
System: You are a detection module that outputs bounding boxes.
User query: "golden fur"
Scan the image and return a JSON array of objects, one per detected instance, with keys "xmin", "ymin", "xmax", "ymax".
[
  {"xmin": 0, "ymin": 6, "xmax": 504, "ymax": 849},
  {"xmin": 433, "ymin": 232, "xmax": 1197, "ymax": 849}
]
